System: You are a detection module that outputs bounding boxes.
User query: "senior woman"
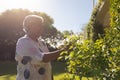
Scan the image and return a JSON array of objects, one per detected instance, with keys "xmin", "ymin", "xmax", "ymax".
[{"xmin": 15, "ymin": 15, "xmax": 66, "ymax": 80}]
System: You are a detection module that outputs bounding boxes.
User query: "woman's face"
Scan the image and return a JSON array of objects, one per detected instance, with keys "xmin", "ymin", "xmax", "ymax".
[{"xmin": 28, "ymin": 23, "xmax": 44, "ymax": 38}]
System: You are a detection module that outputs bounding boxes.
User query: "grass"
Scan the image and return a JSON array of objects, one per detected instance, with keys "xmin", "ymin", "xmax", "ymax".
[
  {"xmin": 0, "ymin": 61, "xmax": 92, "ymax": 80},
  {"xmin": 0, "ymin": 61, "xmax": 16, "ymax": 80}
]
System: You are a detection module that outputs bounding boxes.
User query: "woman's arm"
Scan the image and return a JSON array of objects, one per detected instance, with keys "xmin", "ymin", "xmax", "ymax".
[{"xmin": 42, "ymin": 48, "xmax": 64, "ymax": 63}]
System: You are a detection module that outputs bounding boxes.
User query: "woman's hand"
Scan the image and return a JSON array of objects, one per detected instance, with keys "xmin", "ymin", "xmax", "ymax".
[{"xmin": 21, "ymin": 56, "xmax": 32, "ymax": 65}]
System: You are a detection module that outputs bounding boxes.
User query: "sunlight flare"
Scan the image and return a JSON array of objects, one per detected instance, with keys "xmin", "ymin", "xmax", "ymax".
[{"xmin": 0, "ymin": 0, "xmax": 46, "ymax": 11}]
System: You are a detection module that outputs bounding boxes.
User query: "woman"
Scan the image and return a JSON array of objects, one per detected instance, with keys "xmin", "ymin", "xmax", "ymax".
[{"xmin": 15, "ymin": 15, "xmax": 67, "ymax": 80}]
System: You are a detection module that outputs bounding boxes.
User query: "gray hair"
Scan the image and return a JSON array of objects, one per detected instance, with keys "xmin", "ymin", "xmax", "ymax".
[{"xmin": 23, "ymin": 15, "xmax": 44, "ymax": 33}]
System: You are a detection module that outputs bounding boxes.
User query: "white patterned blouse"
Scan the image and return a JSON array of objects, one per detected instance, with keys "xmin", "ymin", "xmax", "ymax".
[{"xmin": 15, "ymin": 35, "xmax": 52, "ymax": 80}]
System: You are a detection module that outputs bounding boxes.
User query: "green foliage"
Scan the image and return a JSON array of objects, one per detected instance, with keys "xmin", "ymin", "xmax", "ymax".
[
  {"xmin": 60, "ymin": 33, "xmax": 120, "ymax": 79},
  {"xmin": 60, "ymin": 35, "xmax": 107, "ymax": 79},
  {"xmin": 59, "ymin": 0, "xmax": 120, "ymax": 79},
  {"xmin": 85, "ymin": 1, "xmax": 105, "ymax": 41}
]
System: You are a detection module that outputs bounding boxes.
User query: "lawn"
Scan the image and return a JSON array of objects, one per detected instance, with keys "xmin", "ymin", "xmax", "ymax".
[{"xmin": 0, "ymin": 61, "xmax": 92, "ymax": 80}]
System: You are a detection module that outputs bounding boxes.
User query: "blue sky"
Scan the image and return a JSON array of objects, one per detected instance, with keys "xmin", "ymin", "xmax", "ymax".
[{"xmin": 0, "ymin": 0, "xmax": 98, "ymax": 33}]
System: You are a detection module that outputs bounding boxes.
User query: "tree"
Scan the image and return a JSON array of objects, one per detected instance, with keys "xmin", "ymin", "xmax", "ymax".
[
  {"xmin": 85, "ymin": 1, "xmax": 105, "ymax": 41},
  {"xmin": 0, "ymin": 9, "xmax": 60, "ymax": 61}
]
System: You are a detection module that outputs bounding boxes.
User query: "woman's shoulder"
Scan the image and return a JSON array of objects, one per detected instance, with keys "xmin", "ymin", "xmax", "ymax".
[{"xmin": 17, "ymin": 35, "xmax": 31, "ymax": 45}]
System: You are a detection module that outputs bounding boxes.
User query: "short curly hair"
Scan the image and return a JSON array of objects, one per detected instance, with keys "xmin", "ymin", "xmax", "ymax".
[{"xmin": 23, "ymin": 15, "xmax": 44, "ymax": 32}]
